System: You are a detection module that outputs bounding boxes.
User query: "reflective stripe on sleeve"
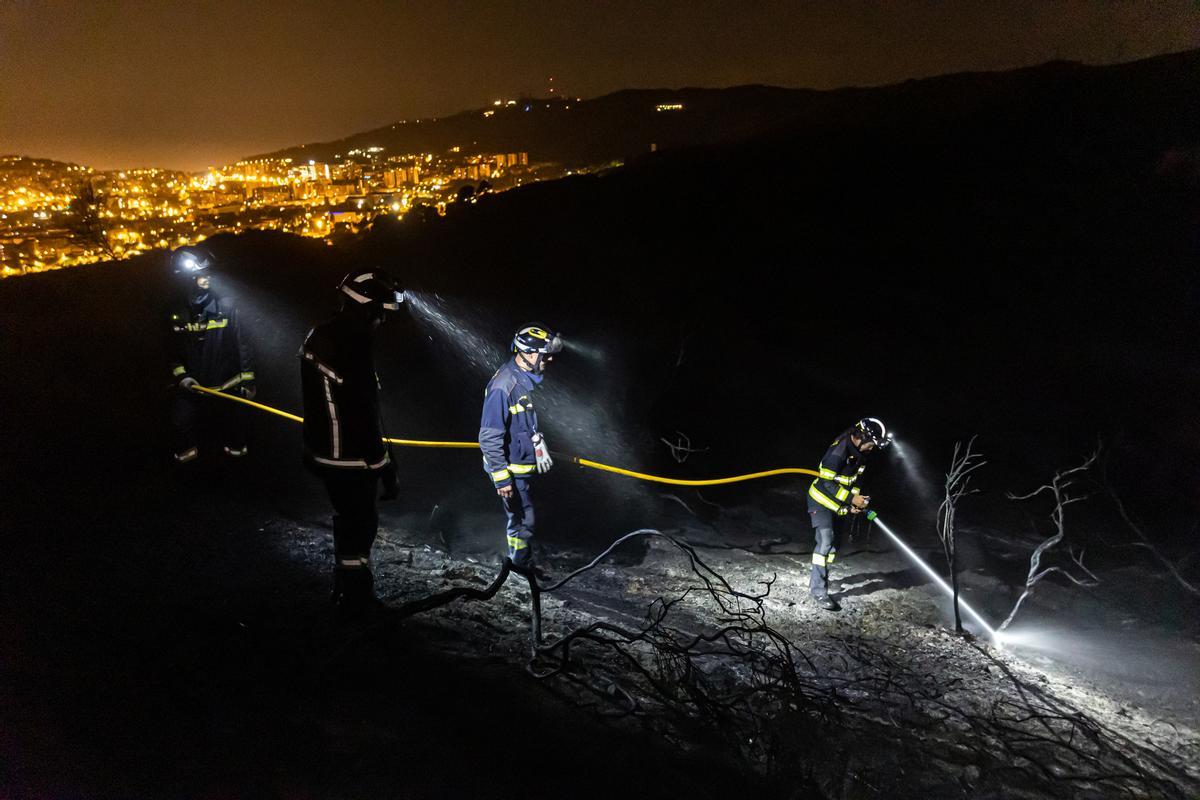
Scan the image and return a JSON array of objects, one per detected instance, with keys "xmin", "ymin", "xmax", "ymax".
[
  {"xmin": 322, "ymin": 376, "xmax": 340, "ymax": 459},
  {"xmin": 507, "ymin": 535, "xmax": 529, "ymax": 551},
  {"xmin": 818, "ymin": 465, "xmax": 855, "ymax": 485},
  {"xmin": 302, "ymin": 350, "xmax": 344, "ymax": 384},
  {"xmin": 172, "ymin": 365, "xmax": 187, "ymax": 377}
]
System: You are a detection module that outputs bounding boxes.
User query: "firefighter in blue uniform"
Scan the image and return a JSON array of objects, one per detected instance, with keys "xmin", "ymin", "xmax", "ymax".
[
  {"xmin": 167, "ymin": 246, "xmax": 255, "ymax": 463},
  {"xmin": 300, "ymin": 269, "xmax": 404, "ymax": 615},
  {"xmin": 807, "ymin": 417, "xmax": 892, "ymax": 610},
  {"xmin": 479, "ymin": 324, "xmax": 562, "ymax": 577}
]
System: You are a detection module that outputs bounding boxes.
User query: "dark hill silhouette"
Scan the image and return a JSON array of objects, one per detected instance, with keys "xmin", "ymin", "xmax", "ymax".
[{"xmin": 255, "ymin": 50, "xmax": 1200, "ymax": 168}]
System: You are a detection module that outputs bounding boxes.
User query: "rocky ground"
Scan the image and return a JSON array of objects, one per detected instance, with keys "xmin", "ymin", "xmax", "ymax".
[
  {"xmin": 5, "ymin": 448, "xmax": 1198, "ymax": 799},
  {"xmin": 274, "ymin": 490, "xmax": 1200, "ymax": 800}
]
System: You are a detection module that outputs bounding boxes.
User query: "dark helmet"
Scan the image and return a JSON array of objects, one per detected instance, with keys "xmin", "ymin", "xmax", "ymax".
[
  {"xmin": 172, "ymin": 245, "xmax": 215, "ymax": 275},
  {"xmin": 855, "ymin": 417, "xmax": 893, "ymax": 449},
  {"xmin": 339, "ymin": 269, "xmax": 405, "ymax": 310},
  {"xmin": 512, "ymin": 323, "xmax": 564, "ymax": 355}
]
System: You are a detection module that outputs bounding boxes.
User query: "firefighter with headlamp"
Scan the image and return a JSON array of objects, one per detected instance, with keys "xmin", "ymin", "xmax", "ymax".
[
  {"xmin": 479, "ymin": 323, "xmax": 563, "ymax": 577},
  {"xmin": 300, "ymin": 268, "xmax": 405, "ymax": 617},
  {"xmin": 806, "ymin": 417, "xmax": 892, "ymax": 610},
  {"xmin": 166, "ymin": 245, "xmax": 256, "ymax": 463}
]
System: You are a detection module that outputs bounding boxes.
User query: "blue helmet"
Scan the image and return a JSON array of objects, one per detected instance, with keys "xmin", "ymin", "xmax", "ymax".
[
  {"xmin": 512, "ymin": 323, "xmax": 564, "ymax": 355},
  {"xmin": 855, "ymin": 417, "xmax": 893, "ymax": 449}
]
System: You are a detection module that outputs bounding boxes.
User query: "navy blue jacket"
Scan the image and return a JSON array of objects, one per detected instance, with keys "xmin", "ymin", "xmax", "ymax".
[
  {"xmin": 479, "ymin": 359, "xmax": 542, "ymax": 488},
  {"xmin": 807, "ymin": 433, "xmax": 866, "ymax": 516},
  {"xmin": 167, "ymin": 290, "xmax": 254, "ymax": 389}
]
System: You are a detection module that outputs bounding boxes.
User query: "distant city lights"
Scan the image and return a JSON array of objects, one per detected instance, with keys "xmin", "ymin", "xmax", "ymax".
[{"xmin": 0, "ymin": 142, "xmax": 536, "ymax": 277}]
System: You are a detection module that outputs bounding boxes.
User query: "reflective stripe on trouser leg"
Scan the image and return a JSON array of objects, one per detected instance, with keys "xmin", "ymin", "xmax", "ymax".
[
  {"xmin": 501, "ymin": 477, "xmax": 535, "ymax": 567},
  {"xmin": 325, "ymin": 471, "xmax": 381, "ymax": 603},
  {"xmin": 810, "ymin": 525, "xmax": 836, "ymax": 598}
]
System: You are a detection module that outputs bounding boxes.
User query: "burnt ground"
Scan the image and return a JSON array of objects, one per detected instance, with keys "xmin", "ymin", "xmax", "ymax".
[
  {"xmin": 0, "ymin": 458, "xmax": 763, "ymax": 799},
  {"xmin": 5, "ymin": 449, "xmax": 1197, "ymax": 800}
]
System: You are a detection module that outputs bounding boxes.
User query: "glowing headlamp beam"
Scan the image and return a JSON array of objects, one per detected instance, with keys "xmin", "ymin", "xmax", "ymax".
[{"xmin": 868, "ymin": 512, "xmax": 999, "ymax": 642}]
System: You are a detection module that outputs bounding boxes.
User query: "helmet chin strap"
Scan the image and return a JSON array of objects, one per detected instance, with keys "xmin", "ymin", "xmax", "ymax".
[{"xmin": 516, "ymin": 351, "xmax": 543, "ymax": 373}]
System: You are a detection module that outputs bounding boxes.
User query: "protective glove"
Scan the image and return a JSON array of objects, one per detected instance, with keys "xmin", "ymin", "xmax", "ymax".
[
  {"xmin": 239, "ymin": 382, "xmax": 257, "ymax": 400},
  {"xmin": 379, "ymin": 462, "xmax": 399, "ymax": 500},
  {"xmin": 532, "ymin": 432, "xmax": 553, "ymax": 474},
  {"xmin": 179, "ymin": 376, "xmax": 198, "ymax": 391}
]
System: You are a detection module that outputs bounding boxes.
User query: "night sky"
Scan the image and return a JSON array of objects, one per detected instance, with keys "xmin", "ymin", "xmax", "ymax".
[{"xmin": 1, "ymin": 0, "xmax": 1197, "ymax": 171}]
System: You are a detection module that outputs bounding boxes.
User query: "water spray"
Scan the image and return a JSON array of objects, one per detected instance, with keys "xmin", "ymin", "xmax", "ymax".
[
  {"xmin": 403, "ymin": 290, "xmax": 506, "ymax": 376},
  {"xmin": 866, "ymin": 510, "xmax": 1001, "ymax": 644},
  {"xmin": 889, "ymin": 438, "xmax": 939, "ymax": 509}
]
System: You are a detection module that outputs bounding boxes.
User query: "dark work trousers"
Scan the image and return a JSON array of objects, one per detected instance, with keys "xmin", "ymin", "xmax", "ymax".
[
  {"xmin": 324, "ymin": 470, "xmax": 381, "ymax": 603},
  {"xmin": 171, "ymin": 389, "xmax": 249, "ymax": 458},
  {"xmin": 807, "ymin": 505, "xmax": 840, "ymax": 599},
  {"xmin": 500, "ymin": 476, "xmax": 536, "ymax": 567}
]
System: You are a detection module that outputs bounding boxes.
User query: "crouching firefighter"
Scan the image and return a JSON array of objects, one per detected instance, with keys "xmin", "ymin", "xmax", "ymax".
[
  {"xmin": 807, "ymin": 417, "xmax": 892, "ymax": 611},
  {"xmin": 301, "ymin": 269, "xmax": 405, "ymax": 616},
  {"xmin": 166, "ymin": 246, "xmax": 256, "ymax": 463},
  {"xmin": 479, "ymin": 324, "xmax": 563, "ymax": 579}
]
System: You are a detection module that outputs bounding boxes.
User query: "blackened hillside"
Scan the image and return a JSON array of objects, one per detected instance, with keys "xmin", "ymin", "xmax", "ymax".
[{"xmin": 342, "ymin": 48, "xmax": 1200, "ymax": 531}]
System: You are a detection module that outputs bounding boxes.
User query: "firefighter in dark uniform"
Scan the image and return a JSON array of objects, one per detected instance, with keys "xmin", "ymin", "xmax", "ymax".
[
  {"xmin": 479, "ymin": 324, "xmax": 562, "ymax": 577},
  {"xmin": 807, "ymin": 417, "xmax": 892, "ymax": 610},
  {"xmin": 300, "ymin": 269, "xmax": 404, "ymax": 615},
  {"xmin": 167, "ymin": 246, "xmax": 256, "ymax": 463}
]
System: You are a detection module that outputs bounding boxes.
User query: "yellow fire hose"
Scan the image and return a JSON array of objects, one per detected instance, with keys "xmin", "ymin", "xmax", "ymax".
[{"xmin": 190, "ymin": 384, "xmax": 820, "ymax": 483}]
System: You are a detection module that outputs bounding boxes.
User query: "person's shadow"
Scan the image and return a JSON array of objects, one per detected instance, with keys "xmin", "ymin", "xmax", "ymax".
[{"xmin": 834, "ymin": 566, "xmax": 931, "ymax": 598}]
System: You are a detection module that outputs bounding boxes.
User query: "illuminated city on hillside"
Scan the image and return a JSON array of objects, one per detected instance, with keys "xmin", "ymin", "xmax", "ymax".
[{"xmin": 0, "ymin": 143, "xmax": 552, "ymax": 277}]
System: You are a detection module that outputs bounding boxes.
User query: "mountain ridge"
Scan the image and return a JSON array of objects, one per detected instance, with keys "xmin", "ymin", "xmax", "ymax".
[{"xmin": 249, "ymin": 48, "xmax": 1200, "ymax": 166}]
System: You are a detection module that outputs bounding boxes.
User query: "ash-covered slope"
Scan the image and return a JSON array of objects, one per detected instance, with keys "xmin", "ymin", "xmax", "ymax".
[{"xmin": 2, "ymin": 51, "xmax": 1199, "ymax": 799}]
